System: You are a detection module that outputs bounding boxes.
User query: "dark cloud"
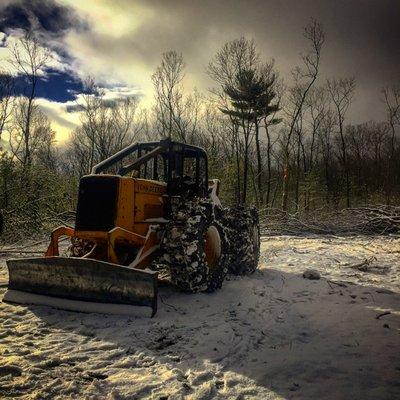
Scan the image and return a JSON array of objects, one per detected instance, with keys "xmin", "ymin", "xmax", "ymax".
[
  {"xmin": 12, "ymin": 68, "xmax": 84, "ymax": 101},
  {"xmin": 100, "ymin": 96, "xmax": 139, "ymax": 109},
  {"xmin": 0, "ymin": 0, "xmax": 89, "ymax": 103},
  {"xmin": 66, "ymin": 93, "xmax": 140, "ymax": 113},
  {"xmin": 0, "ymin": 0, "xmax": 87, "ymax": 38},
  {"xmin": 73, "ymin": 0, "xmax": 400, "ymax": 121},
  {"xmin": 122, "ymin": 0, "xmax": 400, "ymax": 122},
  {"xmin": 2, "ymin": 0, "xmax": 399, "ymax": 124}
]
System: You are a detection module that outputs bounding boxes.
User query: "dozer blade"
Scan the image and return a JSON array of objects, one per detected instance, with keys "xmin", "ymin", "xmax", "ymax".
[{"xmin": 5, "ymin": 257, "xmax": 158, "ymax": 317}]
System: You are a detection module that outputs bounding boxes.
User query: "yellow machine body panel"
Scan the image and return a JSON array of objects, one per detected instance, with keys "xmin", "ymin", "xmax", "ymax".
[
  {"xmin": 132, "ymin": 179, "xmax": 167, "ymax": 235},
  {"xmin": 115, "ymin": 177, "xmax": 135, "ymax": 231},
  {"xmin": 44, "ymin": 175, "xmax": 167, "ymax": 267},
  {"xmin": 114, "ymin": 177, "xmax": 166, "ymax": 236}
]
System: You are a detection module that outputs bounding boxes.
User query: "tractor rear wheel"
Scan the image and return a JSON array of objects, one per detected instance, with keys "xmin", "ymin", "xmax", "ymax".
[
  {"xmin": 160, "ymin": 199, "xmax": 229, "ymax": 292},
  {"xmin": 226, "ymin": 206, "xmax": 260, "ymax": 275}
]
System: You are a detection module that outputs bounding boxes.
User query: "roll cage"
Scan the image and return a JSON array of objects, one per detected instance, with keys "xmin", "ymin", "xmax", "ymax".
[{"xmin": 91, "ymin": 139, "xmax": 209, "ymax": 197}]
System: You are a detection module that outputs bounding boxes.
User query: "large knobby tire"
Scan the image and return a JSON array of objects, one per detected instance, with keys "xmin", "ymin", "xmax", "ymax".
[
  {"xmin": 161, "ymin": 199, "xmax": 229, "ymax": 293},
  {"xmin": 226, "ymin": 206, "xmax": 260, "ymax": 275}
]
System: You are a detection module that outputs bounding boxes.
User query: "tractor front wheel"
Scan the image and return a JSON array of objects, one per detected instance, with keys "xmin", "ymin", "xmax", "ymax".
[{"xmin": 161, "ymin": 199, "xmax": 229, "ymax": 293}]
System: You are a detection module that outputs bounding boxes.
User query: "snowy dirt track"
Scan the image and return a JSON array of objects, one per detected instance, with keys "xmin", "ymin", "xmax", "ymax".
[{"xmin": 1, "ymin": 235, "xmax": 400, "ymax": 399}]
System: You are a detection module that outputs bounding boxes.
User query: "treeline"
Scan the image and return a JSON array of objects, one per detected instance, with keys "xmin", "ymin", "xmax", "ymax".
[{"xmin": 0, "ymin": 22, "xmax": 400, "ymax": 240}]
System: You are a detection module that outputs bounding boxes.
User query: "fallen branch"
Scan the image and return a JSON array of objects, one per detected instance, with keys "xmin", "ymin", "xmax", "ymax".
[
  {"xmin": 376, "ymin": 311, "xmax": 391, "ymax": 320},
  {"xmin": 349, "ymin": 257, "xmax": 390, "ymax": 275},
  {"xmin": 260, "ymin": 205, "xmax": 400, "ymax": 235},
  {"xmin": 327, "ymin": 280, "xmax": 347, "ymax": 288},
  {"xmin": 349, "ymin": 257, "xmax": 376, "ymax": 272}
]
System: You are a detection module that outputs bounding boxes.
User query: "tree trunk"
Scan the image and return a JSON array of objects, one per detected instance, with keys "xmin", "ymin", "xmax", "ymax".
[
  {"xmin": 338, "ymin": 118, "xmax": 350, "ymax": 208},
  {"xmin": 255, "ymin": 118, "xmax": 262, "ymax": 204},
  {"xmin": 386, "ymin": 121, "xmax": 396, "ymax": 204},
  {"xmin": 242, "ymin": 132, "xmax": 249, "ymax": 204},
  {"xmin": 265, "ymin": 124, "xmax": 272, "ymax": 206},
  {"xmin": 234, "ymin": 126, "xmax": 241, "ymax": 205},
  {"xmin": 281, "ymin": 161, "xmax": 289, "ymax": 211},
  {"xmin": 295, "ymin": 133, "xmax": 301, "ymax": 212}
]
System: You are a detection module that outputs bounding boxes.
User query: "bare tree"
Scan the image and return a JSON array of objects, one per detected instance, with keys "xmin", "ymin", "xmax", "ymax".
[
  {"xmin": 302, "ymin": 86, "xmax": 329, "ymax": 211},
  {"xmin": 152, "ymin": 51, "xmax": 185, "ymax": 140},
  {"xmin": 281, "ymin": 19, "xmax": 325, "ymax": 211},
  {"xmin": 382, "ymin": 84, "xmax": 400, "ymax": 203},
  {"xmin": 8, "ymin": 33, "xmax": 50, "ymax": 168},
  {"xmin": 317, "ymin": 108, "xmax": 337, "ymax": 206},
  {"xmin": 251, "ymin": 62, "xmax": 280, "ymax": 205},
  {"xmin": 152, "ymin": 51, "xmax": 205, "ymax": 144},
  {"xmin": 208, "ymin": 37, "xmax": 259, "ymax": 87},
  {"xmin": 9, "ymin": 102, "xmax": 55, "ymax": 166},
  {"xmin": 382, "ymin": 84, "xmax": 400, "ymax": 160},
  {"xmin": 326, "ymin": 77, "xmax": 356, "ymax": 207},
  {"xmin": 69, "ymin": 79, "xmax": 139, "ymax": 175}
]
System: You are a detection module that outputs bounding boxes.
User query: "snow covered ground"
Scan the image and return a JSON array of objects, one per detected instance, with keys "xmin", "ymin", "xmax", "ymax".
[{"xmin": 1, "ymin": 235, "xmax": 399, "ymax": 399}]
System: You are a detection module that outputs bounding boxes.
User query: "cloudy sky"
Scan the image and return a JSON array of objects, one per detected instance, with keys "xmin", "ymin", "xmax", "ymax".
[{"xmin": 0, "ymin": 0, "xmax": 399, "ymax": 142}]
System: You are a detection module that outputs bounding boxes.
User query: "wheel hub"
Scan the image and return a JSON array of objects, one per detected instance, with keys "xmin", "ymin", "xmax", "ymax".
[{"xmin": 205, "ymin": 225, "xmax": 221, "ymax": 268}]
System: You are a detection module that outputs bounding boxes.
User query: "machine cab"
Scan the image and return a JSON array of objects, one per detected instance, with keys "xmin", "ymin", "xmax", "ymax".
[{"xmin": 92, "ymin": 139, "xmax": 209, "ymax": 199}]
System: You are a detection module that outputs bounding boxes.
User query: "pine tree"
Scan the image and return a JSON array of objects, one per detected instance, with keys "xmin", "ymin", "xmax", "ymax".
[{"xmin": 220, "ymin": 68, "xmax": 280, "ymax": 203}]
